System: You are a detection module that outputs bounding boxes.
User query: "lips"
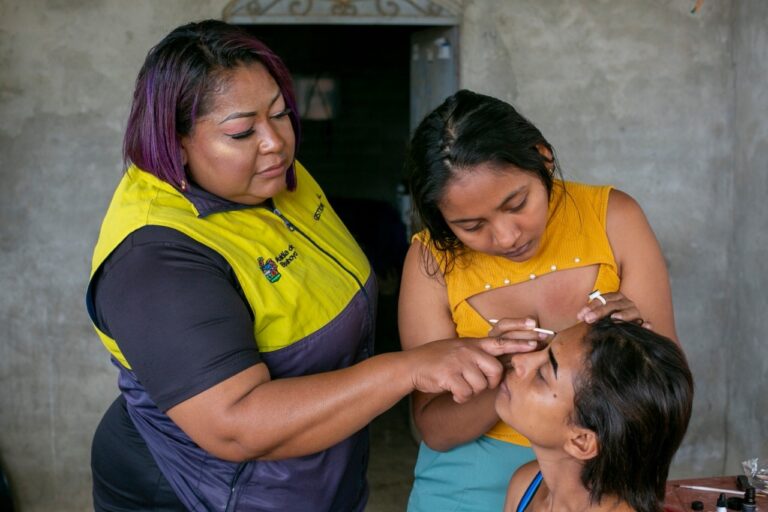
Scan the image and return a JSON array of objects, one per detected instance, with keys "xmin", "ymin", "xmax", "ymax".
[
  {"xmin": 503, "ymin": 240, "xmax": 531, "ymax": 259},
  {"xmin": 257, "ymin": 161, "xmax": 285, "ymax": 177}
]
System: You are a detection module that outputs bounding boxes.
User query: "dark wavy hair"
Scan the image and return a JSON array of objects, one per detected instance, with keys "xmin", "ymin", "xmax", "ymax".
[
  {"xmin": 123, "ymin": 19, "xmax": 300, "ymax": 190},
  {"xmin": 574, "ymin": 319, "xmax": 694, "ymax": 512},
  {"xmin": 406, "ymin": 89, "xmax": 559, "ymax": 272}
]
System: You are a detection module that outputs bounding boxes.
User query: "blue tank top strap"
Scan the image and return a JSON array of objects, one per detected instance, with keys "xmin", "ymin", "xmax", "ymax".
[{"xmin": 516, "ymin": 471, "xmax": 543, "ymax": 512}]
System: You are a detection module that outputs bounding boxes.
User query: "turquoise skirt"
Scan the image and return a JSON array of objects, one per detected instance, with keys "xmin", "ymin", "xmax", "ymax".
[{"xmin": 407, "ymin": 437, "xmax": 535, "ymax": 512}]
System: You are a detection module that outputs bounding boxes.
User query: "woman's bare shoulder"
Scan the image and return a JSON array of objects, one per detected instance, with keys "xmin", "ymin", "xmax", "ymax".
[
  {"xmin": 504, "ymin": 460, "xmax": 542, "ymax": 512},
  {"xmin": 398, "ymin": 240, "xmax": 454, "ymax": 349}
]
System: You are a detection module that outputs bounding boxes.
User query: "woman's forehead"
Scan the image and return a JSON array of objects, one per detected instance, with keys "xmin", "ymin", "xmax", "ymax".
[
  {"xmin": 206, "ymin": 63, "xmax": 279, "ymax": 111},
  {"xmin": 439, "ymin": 165, "xmax": 535, "ymax": 210},
  {"xmin": 550, "ymin": 323, "xmax": 589, "ymax": 370},
  {"xmin": 448, "ymin": 162, "xmax": 534, "ymax": 187}
]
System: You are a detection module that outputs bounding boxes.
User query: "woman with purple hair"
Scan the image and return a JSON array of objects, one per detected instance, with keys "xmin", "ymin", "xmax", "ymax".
[{"xmin": 85, "ymin": 20, "xmax": 537, "ymax": 511}]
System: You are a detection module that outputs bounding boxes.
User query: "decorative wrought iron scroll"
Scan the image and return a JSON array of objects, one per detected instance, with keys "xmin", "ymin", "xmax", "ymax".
[{"xmin": 223, "ymin": 0, "xmax": 462, "ymax": 25}]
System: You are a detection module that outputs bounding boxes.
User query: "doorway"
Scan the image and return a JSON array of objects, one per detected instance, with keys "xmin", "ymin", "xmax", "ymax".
[
  {"xmin": 247, "ymin": 25, "xmax": 411, "ymax": 204},
  {"xmin": 242, "ymin": 22, "xmax": 459, "ymax": 510},
  {"xmin": 245, "ymin": 23, "xmax": 457, "ymax": 353}
]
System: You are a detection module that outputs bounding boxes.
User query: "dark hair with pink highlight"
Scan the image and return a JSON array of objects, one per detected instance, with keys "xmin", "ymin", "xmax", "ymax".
[{"xmin": 123, "ymin": 19, "xmax": 300, "ymax": 190}]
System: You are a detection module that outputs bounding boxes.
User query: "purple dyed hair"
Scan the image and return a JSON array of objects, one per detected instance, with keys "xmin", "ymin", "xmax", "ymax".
[{"xmin": 123, "ymin": 19, "xmax": 300, "ymax": 190}]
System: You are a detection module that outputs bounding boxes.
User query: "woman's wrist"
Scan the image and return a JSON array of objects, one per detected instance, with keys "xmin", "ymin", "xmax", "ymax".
[{"xmin": 366, "ymin": 350, "xmax": 421, "ymax": 398}]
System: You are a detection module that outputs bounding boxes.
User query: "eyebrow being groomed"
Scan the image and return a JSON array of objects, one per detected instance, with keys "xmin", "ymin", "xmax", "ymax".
[{"xmin": 548, "ymin": 347, "xmax": 559, "ymax": 378}]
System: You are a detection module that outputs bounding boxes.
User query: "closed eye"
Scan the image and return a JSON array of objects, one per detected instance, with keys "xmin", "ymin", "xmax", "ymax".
[
  {"xmin": 507, "ymin": 197, "xmax": 527, "ymax": 212},
  {"xmin": 229, "ymin": 128, "xmax": 255, "ymax": 140},
  {"xmin": 460, "ymin": 222, "xmax": 483, "ymax": 233},
  {"xmin": 271, "ymin": 108, "xmax": 292, "ymax": 119}
]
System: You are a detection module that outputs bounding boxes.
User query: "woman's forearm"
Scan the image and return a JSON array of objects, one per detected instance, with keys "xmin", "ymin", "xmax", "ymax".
[
  {"xmin": 413, "ymin": 389, "xmax": 500, "ymax": 451},
  {"xmin": 168, "ymin": 336, "xmax": 517, "ymax": 461},
  {"xmin": 167, "ymin": 351, "xmax": 413, "ymax": 462},
  {"xmin": 225, "ymin": 352, "xmax": 414, "ymax": 460}
]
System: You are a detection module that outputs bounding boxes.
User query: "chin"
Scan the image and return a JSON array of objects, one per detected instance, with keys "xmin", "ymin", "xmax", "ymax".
[
  {"xmin": 248, "ymin": 181, "xmax": 287, "ymax": 203},
  {"xmin": 494, "ymin": 395, "xmax": 514, "ymax": 426}
]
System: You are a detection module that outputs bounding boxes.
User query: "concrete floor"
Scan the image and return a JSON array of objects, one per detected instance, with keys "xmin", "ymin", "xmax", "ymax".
[{"xmin": 366, "ymin": 398, "xmax": 419, "ymax": 511}]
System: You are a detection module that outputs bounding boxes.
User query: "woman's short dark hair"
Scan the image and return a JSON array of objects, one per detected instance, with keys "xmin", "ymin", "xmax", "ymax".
[
  {"xmin": 123, "ymin": 19, "xmax": 300, "ymax": 190},
  {"xmin": 574, "ymin": 319, "xmax": 694, "ymax": 512},
  {"xmin": 406, "ymin": 89, "xmax": 558, "ymax": 271}
]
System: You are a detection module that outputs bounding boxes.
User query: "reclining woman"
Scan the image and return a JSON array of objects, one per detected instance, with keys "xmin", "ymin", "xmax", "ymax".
[{"xmin": 498, "ymin": 319, "xmax": 693, "ymax": 512}]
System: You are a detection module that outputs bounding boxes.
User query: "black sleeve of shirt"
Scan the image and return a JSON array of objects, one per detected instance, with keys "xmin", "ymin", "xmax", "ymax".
[{"xmin": 91, "ymin": 225, "xmax": 261, "ymax": 411}]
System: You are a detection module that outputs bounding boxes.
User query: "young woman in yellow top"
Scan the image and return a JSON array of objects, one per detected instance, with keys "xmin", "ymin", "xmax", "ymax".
[{"xmin": 400, "ymin": 90, "xmax": 678, "ymax": 512}]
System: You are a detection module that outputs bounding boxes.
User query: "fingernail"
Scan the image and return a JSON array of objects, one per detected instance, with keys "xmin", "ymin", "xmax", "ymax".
[
  {"xmin": 538, "ymin": 332, "xmax": 549, "ymax": 340},
  {"xmin": 488, "ymin": 318, "xmax": 498, "ymax": 324},
  {"xmin": 611, "ymin": 313, "xmax": 621, "ymax": 320},
  {"xmin": 528, "ymin": 341, "xmax": 537, "ymax": 347},
  {"xmin": 525, "ymin": 318, "xmax": 536, "ymax": 328},
  {"xmin": 585, "ymin": 312, "xmax": 596, "ymax": 323}
]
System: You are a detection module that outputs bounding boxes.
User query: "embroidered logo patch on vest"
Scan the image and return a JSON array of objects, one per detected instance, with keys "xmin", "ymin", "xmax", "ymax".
[{"xmin": 258, "ymin": 257, "xmax": 281, "ymax": 283}]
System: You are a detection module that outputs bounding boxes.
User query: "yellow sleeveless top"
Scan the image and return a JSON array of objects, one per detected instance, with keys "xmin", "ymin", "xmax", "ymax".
[{"xmin": 416, "ymin": 180, "xmax": 620, "ymax": 446}]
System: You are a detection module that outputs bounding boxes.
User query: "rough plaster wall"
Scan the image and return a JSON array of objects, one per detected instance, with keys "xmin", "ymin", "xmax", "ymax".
[
  {"xmin": 0, "ymin": 2, "xmax": 225, "ymax": 510},
  {"xmin": 460, "ymin": 0, "xmax": 735, "ymax": 476},
  {"xmin": 727, "ymin": 0, "xmax": 768, "ymax": 471},
  {"xmin": 0, "ymin": 1, "xmax": 760, "ymax": 510}
]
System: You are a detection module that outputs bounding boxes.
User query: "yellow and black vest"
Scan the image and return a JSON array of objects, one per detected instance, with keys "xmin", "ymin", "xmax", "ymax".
[
  {"xmin": 89, "ymin": 161, "xmax": 372, "ymax": 369},
  {"xmin": 87, "ymin": 161, "xmax": 374, "ymax": 511}
]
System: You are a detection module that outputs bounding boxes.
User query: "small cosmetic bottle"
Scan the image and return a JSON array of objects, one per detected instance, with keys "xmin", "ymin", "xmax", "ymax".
[
  {"xmin": 716, "ymin": 492, "xmax": 727, "ymax": 512},
  {"xmin": 742, "ymin": 486, "xmax": 757, "ymax": 512}
]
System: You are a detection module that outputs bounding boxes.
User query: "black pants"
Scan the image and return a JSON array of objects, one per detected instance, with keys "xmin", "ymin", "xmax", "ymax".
[{"xmin": 92, "ymin": 396, "xmax": 187, "ymax": 511}]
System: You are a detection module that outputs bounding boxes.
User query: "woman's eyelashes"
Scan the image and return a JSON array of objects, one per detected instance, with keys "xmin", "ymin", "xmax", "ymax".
[
  {"xmin": 504, "ymin": 196, "xmax": 527, "ymax": 213},
  {"xmin": 271, "ymin": 108, "xmax": 291, "ymax": 119},
  {"xmin": 229, "ymin": 128, "xmax": 254, "ymax": 140},
  {"xmin": 227, "ymin": 109, "xmax": 292, "ymax": 140},
  {"xmin": 458, "ymin": 197, "xmax": 529, "ymax": 232},
  {"xmin": 462, "ymin": 222, "xmax": 483, "ymax": 233}
]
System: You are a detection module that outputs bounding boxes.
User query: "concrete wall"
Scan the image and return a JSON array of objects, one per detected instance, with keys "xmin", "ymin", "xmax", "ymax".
[
  {"xmin": 727, "ymin": 0, "xmax": 768, "ymax": 471},
  {"xmin": 0, "ymin": 2, "xmax": 226, "ymax": 510},
  {"xmin": 0, "ymin": 0, "xmax": 763, "ymax": 510}
]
